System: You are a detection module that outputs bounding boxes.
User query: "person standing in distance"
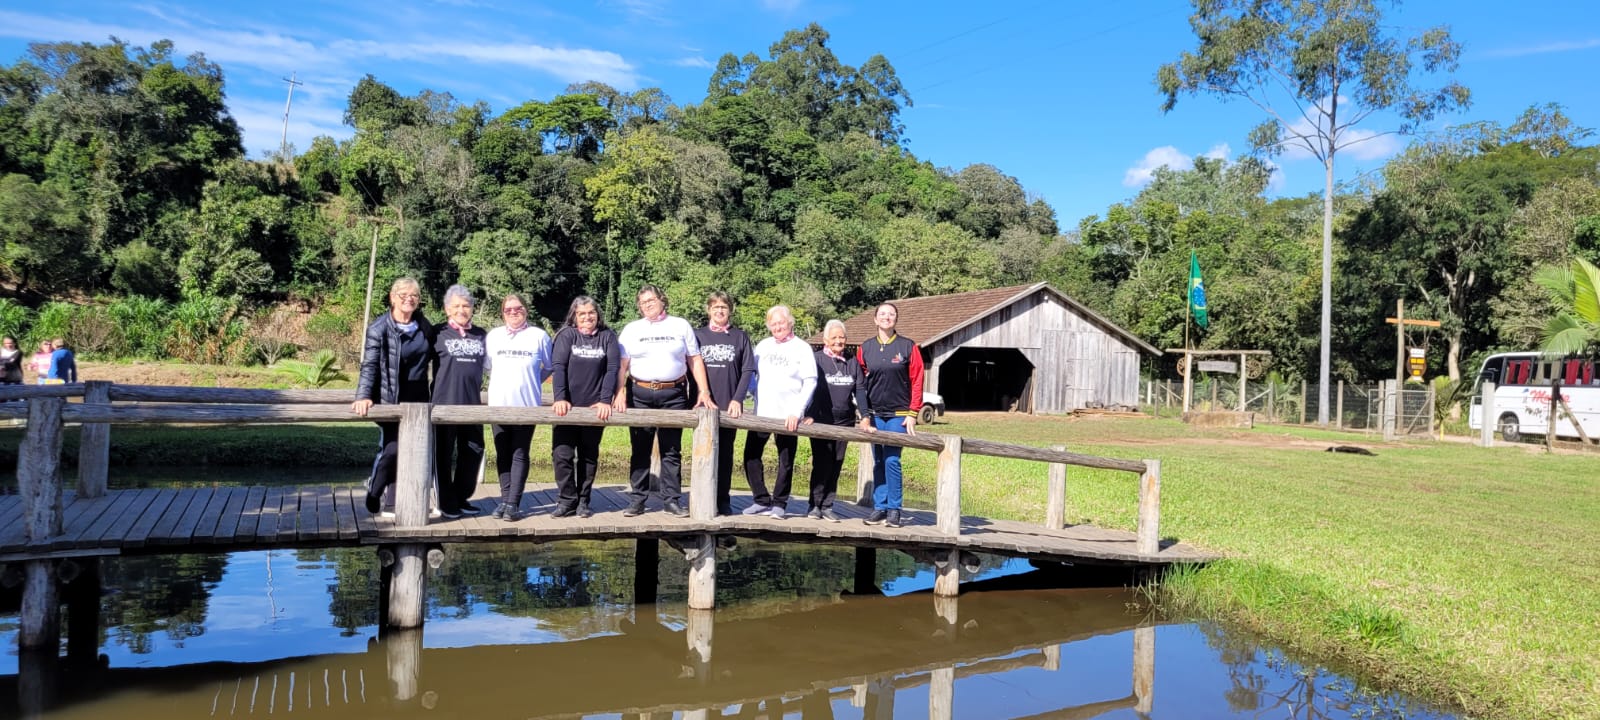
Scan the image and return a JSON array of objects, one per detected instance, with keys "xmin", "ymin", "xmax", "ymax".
[
  {"xmin": 352, "ymin": 278, "xmax": 436, "ymax": 516},
  {"xmin": 803, "ymin": 319, "xmax": 874, "ymax": 522},
  {"xmin": 692, "ymin": 291, "xmax": 753, "ymax": 516},
  {"xmin": 858, "ymin": 302, "xmax": 923, "ymax": 528},
  {"xmin": 431, "ymin": 285, "xmax": 489, "ymax": 519},
  {"xmin": 485, "ymin": 293, "xmax": 553, "ymax": 521},
  {"xmin": 742, "ymin": 305, "xmax": 817, "ymax": 519},
  {"xmin": 614, "ymin": 285, "xmax": 714, "ymax": 517},
  {"xmin": 47, "ymin": 338, "xmax": 77, "ymax": 383},
  {"xmin": 550, "ymin": 296, "xmax": 620, "ymax": 518}
]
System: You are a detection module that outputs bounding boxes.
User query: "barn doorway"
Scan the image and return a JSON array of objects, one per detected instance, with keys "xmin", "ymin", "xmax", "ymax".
[{"xmin": 940, "ymin": 347, "xmax": 1035, "ymax": 412}]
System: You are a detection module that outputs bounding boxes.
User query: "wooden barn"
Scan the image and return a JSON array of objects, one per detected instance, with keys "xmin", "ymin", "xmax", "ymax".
[{"xmin": 820, "ymin": 283, "xmax": 1159, "ymax": 414}]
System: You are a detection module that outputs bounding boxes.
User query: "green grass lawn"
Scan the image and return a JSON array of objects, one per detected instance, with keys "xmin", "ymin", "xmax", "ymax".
[{"xmin": 905, "ymin": 413, "xmax": 1598, "ymax": 720}]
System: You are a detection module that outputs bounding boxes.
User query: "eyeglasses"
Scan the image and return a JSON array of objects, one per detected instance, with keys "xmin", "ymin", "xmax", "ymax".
[
  {"xmin": 502, "ymin": 306, "xmax": 526, "ymax": 314},
  {"xmin": 396, "ymin": 293, "xmax": 421, "ymax": 301}
]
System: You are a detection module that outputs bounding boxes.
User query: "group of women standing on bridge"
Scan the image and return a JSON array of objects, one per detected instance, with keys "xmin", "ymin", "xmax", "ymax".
[{"xmin": 351, "ymin": 278, "xmax": 924, "ymax": 528}]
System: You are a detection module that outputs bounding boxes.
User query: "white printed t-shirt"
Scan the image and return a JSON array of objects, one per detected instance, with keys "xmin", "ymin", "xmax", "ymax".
[
  {"xmin": 485, "ymin": 324, "xmax": 554, "ymax": 407},
  {"xmin": 619, "ymin": 314, "xmax": 700, "ymax": 382}
]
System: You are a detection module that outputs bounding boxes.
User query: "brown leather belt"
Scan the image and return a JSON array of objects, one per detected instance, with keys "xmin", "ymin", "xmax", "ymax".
[{"xmin": 632, "ymin": 377, "xmax": 685, "ymax": 390}]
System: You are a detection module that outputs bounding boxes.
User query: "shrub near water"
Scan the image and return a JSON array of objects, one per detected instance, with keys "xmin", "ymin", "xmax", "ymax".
[{"xmin": 107, "ymin": 296, "xmax": 173, "ymax": 359}]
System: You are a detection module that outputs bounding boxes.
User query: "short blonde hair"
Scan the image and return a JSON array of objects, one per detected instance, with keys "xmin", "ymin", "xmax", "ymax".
[{"xmin": 765, "ymin": 305, "xmax": 794, "ymax": 324}]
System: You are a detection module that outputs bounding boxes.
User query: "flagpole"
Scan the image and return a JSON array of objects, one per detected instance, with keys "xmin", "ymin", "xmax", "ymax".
[{"xmin": 1183, "ymin": 252, "xmax": 1193, "ymax": 414}]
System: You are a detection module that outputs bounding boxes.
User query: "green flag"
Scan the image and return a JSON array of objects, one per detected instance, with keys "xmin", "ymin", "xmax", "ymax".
[{"xmin": 1188, "ymin": 250, "xmax": 1209, "ymax": 329}]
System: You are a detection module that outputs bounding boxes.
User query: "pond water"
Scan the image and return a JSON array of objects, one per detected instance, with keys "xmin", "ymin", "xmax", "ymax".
[{"xmin": 0, "ymin": 539, "xmax": 1456, "ymax": 719}]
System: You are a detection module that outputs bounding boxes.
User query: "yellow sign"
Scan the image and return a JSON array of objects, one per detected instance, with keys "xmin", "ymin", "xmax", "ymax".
[{"xmin": 1407, "ymin": 347, "xmax": 1426, "ymax": 381}]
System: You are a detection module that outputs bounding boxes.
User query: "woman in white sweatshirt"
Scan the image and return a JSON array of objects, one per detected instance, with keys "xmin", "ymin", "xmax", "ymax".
[{"xmin": 740, "ymin": 305, "xmax": 818, "ymax": 519}]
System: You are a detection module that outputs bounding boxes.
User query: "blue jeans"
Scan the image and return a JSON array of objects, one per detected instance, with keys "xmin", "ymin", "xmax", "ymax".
[{"xmin": 871, "ymin": 416, "xmax": 906, "ymax": 510}]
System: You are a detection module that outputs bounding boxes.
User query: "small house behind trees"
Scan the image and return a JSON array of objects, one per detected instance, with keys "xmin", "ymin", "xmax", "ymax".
[{"xmin": 822, "ymin": 283, "xmax": 1159, "ymax": 414}]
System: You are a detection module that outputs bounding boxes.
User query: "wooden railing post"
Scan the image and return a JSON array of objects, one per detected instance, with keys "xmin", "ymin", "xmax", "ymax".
[
  {"xmin": 1044, "ymin": 444, "xmax": 1066, "ymax": 530},
  {"xmin": 856, "ymin": 441, "xmax": 874, "ymax": 505},
  {"xmin": 929, "ymin": 665, "xmax": 955, "ymax": 720},
  {"xmin": 689, "ymin": 407, "xmax": 718, "ymax": 521},
  {"xmin": 76, "ymin": 380, "xmax": 111, "ymax": 498},
  {"xmin": 935, "ymin": 436, "xmax": 962, "ymax": 537},
  {"xmin": 19, "ymin": 396, "xmax": 65, "ymax": 650},
  {"xmin": 686, "ymin": 534, "xmax": 716, "ymax": 610},
  {"xmin": 1136, "ymin": 459, "xmax": 1161, "ymax": 555},
  {"xmin": 387, "ymin": 402, "xmax": 433, "ymax": 629},
  {"xmin": 1336, "ymin": 379, "xmax": 1345, "ymax": 429}
]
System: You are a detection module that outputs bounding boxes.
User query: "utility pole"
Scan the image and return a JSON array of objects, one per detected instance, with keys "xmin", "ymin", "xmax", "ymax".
[{"xmin": 280, "ymin": 72, "xmax": 304, "ymax": 159}]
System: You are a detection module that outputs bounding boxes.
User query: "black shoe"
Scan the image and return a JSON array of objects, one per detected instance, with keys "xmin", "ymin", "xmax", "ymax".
[
  {"xmin": 624, "ymin": 499, "xmax": 647, "ymax": 517},
  {"xmin": 502, "ymin": 503, "xmax": 522, "ymax": 522},
  {"xmin": 885, "ymin": 509, "xmax": 903, "ymax": 528},
  {"xmin": 577, "ymin": 501, "xmax": 593, "ymax": 519},
  {"xmin": 552, "ymin": 504, "xmax": 577, "ymax": 518},
  {"xmin": 806, "ymin": 507, "xmax": 823, "ymax": 520},
  {"xmin": 663, "ymin": 500, "xmax": 688, "ymax": 518},
  {"xmin": 459, "ymin": 504, "xmax": 483, "ymax": 516},
  {"xmin": 439, "ymin": 508, "xmax": 462, "ymax": 519},
  {"xmin": 365, "ymin": 492, "xmax": 382, "ymax": 514},
  {"xmin": 864, "ymin": 509, "xmax": 888, "ymax": 525},
  {"xmin": 820, "ymin": 508, "xmax": 841, "ymax": 523},
  {"xmin": 491, "ymin": 503, "xmax": 507, "ymax": 520}
]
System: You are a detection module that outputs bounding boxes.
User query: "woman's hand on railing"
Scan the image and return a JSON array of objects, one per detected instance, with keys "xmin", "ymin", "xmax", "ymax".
[
  {"xmin": 785, "ymin": 415, "xmax": 801, "ymax": 432},
  {"xmin": 857, "ymin": 416, "xmax": 875, "ymax": 433},
  {"xmin": 904, "ymin": 416, "xmax": 917, "ymax": 436},
  {"xmin": 592, "ymin": 402, "xmax": 613, "ymax": 421},
  {"xmin": 725, "ymin": 400, "xmax": 742, "ymax": 419},
  {"xmin": 612, "ymin": 391, "xmax": 627, "ymax": 413},
  {"xmin": 351, "ymin": 399, "xmax": 373, "ymax": 416},
  {"xmin": 552, "ymin": 400, "xmax": 571, "ymax": 416}
]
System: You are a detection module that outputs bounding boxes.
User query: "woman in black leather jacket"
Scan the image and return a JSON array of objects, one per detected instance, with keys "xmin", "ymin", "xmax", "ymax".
[{"xmin": 352, "ymin": 277, "xmax": 436, "ymax": 513}]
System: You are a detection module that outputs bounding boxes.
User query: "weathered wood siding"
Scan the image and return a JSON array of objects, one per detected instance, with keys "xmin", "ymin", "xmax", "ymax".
[{"xmin": 927, "ymin": 291, "xmax": 1144, "ymax": 413}]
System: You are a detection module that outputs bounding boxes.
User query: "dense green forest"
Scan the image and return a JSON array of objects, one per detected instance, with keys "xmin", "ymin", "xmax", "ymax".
[{"xmin": 1, "ymin": 28, "xmax": 1597, "ymax": 382}]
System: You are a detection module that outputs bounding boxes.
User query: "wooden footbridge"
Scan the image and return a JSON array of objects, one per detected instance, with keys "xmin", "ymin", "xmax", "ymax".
[{"xmin": 2, "ymin": 382, "xmax": 1213, "ymax": 654}]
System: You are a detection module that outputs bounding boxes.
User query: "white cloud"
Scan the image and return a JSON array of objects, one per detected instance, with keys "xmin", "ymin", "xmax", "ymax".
[
  {"xmin": 1277, "ymin": 96, "xmax": 1403, "ymax": 162},
  {"xmin": 331, "ymin": 39, "xmax": 639, "ymax": 87},
  {"xmin": 672, "ymin": 55, "xmax": 714, "ymax": 69},
  {"xmin": 1485, "ymin": 37, "xmax": 1600, "ymax": 58},
  {"xmin": 1123, "ymin": 144, "xmax": 1234, "ymax": 187}
]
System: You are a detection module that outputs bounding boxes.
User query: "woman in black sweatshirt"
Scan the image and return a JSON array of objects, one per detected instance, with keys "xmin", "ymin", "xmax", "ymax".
[{"xmin": 549, "ymin": 296, "xmax": 621, "ymax": 517}]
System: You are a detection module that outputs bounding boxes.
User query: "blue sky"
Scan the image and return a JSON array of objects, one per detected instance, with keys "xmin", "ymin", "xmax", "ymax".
[{"xmin": 3, "ymin": 0, "xmax": 1598, "ymax": 229}]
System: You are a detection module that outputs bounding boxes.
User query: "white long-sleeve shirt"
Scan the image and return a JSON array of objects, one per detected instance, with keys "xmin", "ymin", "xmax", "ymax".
[{"xmin": 751, "ymin": 335, "xmax": 818, "ymax": 420}]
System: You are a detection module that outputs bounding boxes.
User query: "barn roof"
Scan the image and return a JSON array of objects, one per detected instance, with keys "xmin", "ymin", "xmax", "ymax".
[{"xmin": 815, "ymin": 282, "xmax": 1160, "ymax": 356}]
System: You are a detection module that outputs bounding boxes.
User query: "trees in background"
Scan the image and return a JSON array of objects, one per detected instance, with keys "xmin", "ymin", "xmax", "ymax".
[{"xmin": 0, "ymin": 31, "xmax": 1596, "ymax": 387}]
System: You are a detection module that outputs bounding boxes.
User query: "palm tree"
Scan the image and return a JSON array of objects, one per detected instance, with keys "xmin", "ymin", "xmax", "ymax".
[{"xmin": 1535, "ymin": 257, "xmax": 1600, "ymax": 354}]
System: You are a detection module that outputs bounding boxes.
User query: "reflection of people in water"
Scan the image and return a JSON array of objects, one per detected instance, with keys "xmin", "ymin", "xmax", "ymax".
[{"xmin": 734, "ymin": 691, "xmax": 834, "ymax": 719}]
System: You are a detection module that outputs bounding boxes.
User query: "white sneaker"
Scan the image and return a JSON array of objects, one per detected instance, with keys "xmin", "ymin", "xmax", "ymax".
[
  {"xmin": 380, "ymin": 510, "xmax": 396, "ymax": 519},
  {"xmin": 768, "ymin": 505, "xmax": 786, "ymax": 519},
  {"xmin": 741, "ymin": 503, "xmax": 770, "ymax": 515}
]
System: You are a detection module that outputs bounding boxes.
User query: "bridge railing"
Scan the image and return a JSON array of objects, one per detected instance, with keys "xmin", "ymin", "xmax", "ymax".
[{"xmin": 2, "ymin": 382, "xmax": 1163, "ymax": 553}]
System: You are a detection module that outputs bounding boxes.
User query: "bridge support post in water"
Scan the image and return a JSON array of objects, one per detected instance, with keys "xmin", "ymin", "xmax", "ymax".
[
  {"xmin": 63, "ymin": 558, "xmax": 101, "ymax": 667},
  {"xmin": 386, "ymin": 402, "xmax": 434, "ymax": 629},
  {"xmin": 77, "ymin": 380, "xmax": 112, "ymax": 498},
  {"xmin": 686, "ymin": 608, "xmax": 714, "ymax": 685},
  {"xmin": 853, "ymin": 546, "xmax": 877, "ymax": 594},
  {"xmin": 1133, "ymin": 624, "xmax": 1155, "ymax": 713},
  {"xmin": 929, "ymin": 665, "xmax": 955, "ymax": 720},
  {"xmin": 385, "ymin": 627, "xmax": 425, "ymax": 704},
  {"xmin": 933, "ymin": 435, "xmax": 963, "ymax": 597},
  {"xmin": 634, "ymin": 538, "xmax": 660, "ymax": 611},
  {"xmin": 683, "ymin": 534, "xmax": 717, "ymax": 610},
  {"xmin": 1136, "ymin": 459, "xmax": 1162, "ymax": 555},
  {"xmin": 18, "ymin": 396, "xmax": 65, "ymax": 651},
  {"xmin": 689, "ymin": 406, "xmax": 718, "ymax": 520}
]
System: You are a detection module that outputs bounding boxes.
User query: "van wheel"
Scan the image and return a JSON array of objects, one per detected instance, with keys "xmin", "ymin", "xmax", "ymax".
[
  {"xmin": 919, "ymin": 406, "xmax": 936, "ymax": 425},
  {"xmin": 1497, "ymin": 413, "xmax": 1521, "ymax": 443}
]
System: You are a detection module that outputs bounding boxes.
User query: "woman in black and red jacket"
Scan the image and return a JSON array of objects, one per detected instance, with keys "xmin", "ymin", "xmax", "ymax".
[{"xmin": 857, "ymin": 302, "xmax": 923, "ymax": 528}]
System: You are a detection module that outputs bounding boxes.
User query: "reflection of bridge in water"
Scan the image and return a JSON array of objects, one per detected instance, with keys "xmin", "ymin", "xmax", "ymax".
[{"xmin": 2, "ymin": 578, "xmax": 1158, "ymax": 720}]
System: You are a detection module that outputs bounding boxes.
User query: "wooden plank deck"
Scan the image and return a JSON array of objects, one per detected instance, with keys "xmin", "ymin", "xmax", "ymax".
[{"xmin": 0, "ymin": 483, "xmax": 1217, "ymax": 565}]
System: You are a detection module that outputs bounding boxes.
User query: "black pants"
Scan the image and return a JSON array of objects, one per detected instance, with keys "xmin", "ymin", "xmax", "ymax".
[
  {"xmin": 492, "ymin": 424, "xmax": 535, "ymax": 507},
  {"xmin": 808, "ymin": 435, "xmax": 848, "ymax": 510},
  {"xmin": 628, "ymin": 383, "xmax": 687, "ymax": 503},
  {"xmin": 715, "ymin": 426, "xmax": 738, "ymax": 515},
  {"xmin": 552, "ymin": 424, "xmax": 604, "ymax": 509},
  {"xmin": 743, "ymin": 431, "xmax": 797, "ymax": 507},
  {"xmin": 435, "ymin": 424, "xmax": 484, "ymax": 513},
  {"xmin": 367, "ymin": 421, "xmax": 403, "ymax": 501}
]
